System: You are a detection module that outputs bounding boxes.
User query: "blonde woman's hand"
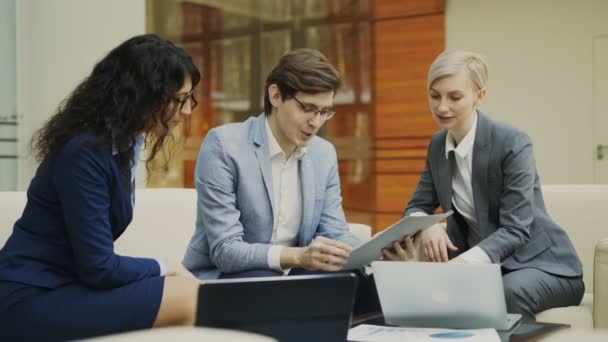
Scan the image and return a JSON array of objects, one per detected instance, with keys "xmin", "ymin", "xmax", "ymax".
[{"xmin": 420, "ymin": 223, "xmax": 458, "ymax": 262}]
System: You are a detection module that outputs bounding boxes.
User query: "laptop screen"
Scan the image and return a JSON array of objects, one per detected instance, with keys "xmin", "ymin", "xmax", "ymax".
[{"xmin": 196, "ymin": 273, "xmax": 358, "ymax": 342}]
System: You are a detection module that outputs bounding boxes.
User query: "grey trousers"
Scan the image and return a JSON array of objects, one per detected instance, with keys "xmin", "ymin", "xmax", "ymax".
[{"xmin": 502, "ymin": 267, "xmax": 584, "ymax": 321}]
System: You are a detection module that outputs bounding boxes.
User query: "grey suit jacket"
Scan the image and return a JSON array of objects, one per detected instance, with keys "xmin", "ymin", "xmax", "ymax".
[
  {"xmin": 183, "ymin": 114, "xmax": 361, "ymax": 279},
  {"xmin": 406, "ymin": 112, "xmax": 582, "ymax": 277}
]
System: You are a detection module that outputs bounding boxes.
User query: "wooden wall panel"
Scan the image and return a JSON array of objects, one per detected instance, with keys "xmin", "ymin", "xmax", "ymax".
[
  {"xmin": 183, "ymin": 159, "xmax": 196, "ymax": 189},
  {"xmin": 374, "ymin": 14, "xmax": 444, "ymax": 138},
  {"xmin": 376, "ymin": 174, "xmax": 421, "ymax": 212},
  {"xmin": 344, "ymin": 209, "xmax": 374, "ymax": 227},
  {"xmin": 340, "ymin": 179, "xmax": 374, "ymax": 212},
  {"xmin": 374, "ymin": 137, "xmax": 429, "ymax": 149},
  {"xmin": 372, "ymin": 158, "xmax": 425, "ymax": 174},
  {"xmin": 359, "ymin": 4, "xmax": 445, "ymax": 233},
  {"xmin": 375, "ymin": 213, "xmax": 403, "ymax": 233},
  {"xmin": 374, "ymin": 0, "xmax": 445, "ymax": 20}
]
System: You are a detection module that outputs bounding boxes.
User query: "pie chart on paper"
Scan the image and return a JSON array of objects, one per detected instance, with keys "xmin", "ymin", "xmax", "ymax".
[{"xmin": 429, "ymin": 331, "xmax": 475, "ymax": 339}]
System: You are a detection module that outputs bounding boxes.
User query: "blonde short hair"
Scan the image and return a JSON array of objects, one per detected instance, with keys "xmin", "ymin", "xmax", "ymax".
[{"xmin": 428, "ymin": 50, "xmax": 488, "ymax": 90}]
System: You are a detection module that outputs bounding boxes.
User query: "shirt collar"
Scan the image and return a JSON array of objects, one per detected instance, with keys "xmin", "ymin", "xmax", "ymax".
[
  {"xmin": 265, "ymin": 117, "xmax": 306, "ymax": 160},
  {"xmin": 445, "ymin": 111, "xmax": 478, "ymax": 159}
]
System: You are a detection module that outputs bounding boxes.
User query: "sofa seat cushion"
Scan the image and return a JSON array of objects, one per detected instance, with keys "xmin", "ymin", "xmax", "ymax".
[
  {"xmin": 538, "ymin": 328, "xmax": 608, "ymax": 341},
  {"xmin": 535, "ymin": 293, "xmax": 593, "ymax": 329},
  {"xmin": 83, "ymin": 326, "xmax": 276, "ymax": 341}
]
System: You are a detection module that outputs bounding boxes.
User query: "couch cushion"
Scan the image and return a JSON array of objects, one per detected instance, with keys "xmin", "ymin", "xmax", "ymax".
[
  {"xmin": 83, "ymin": 326, "xmax": 276, "ymax": 341},
  {"xmin": 538, "ymin": 328, "xmax": 608, "ymax": 341},
  {"xmin": 535, "ymin": 293, "xmax": 594, "ymax": 329},
  {"xmin": 349, "ymin": 223, "xmax": 372, "ymax": 241}
]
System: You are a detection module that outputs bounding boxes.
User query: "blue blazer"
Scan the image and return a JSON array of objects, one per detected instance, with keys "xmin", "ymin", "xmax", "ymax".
[
  {"xmin": 0, "ymin": 134, "xmax": 160, "ymax": 289},
  {"xmin": 183, "ymin": 114, "xmax": 361, "ymax": 279}
]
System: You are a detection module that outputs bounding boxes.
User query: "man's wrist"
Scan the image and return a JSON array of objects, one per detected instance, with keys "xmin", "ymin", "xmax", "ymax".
[{"xmin": 281, "ymin": 246, "xmax": 304, "ymax": 269}]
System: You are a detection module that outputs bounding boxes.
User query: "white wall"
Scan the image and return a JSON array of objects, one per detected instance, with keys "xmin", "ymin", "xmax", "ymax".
[
  {"xmin": 446, "ymin": 0, "xmax": 608, "ymax": 184},
  {"xmin": 16, "ymin": 0, "xmax": 146, "ymax": 190},
  {"xmin": 0, "ymin": 0, "xmax": 17, "ymax": 190}
]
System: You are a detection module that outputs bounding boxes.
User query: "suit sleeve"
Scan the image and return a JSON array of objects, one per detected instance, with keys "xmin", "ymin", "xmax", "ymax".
[
  {"xmin": 53, "ymin": 142, "xmax": 160, "ymax": 289},
  {"xmin": 405, "ymin": 143, "xmax": 440, "ymax": 216},
  {"xmin": 194, "ymin": 129, "xmax": 270, "ymax": 273},
  {"xmin": 313, "ymin": 145, "xmax": 361, "ymax": 247},
  {"xmin": 477, "ymin": 132, "xmax": 535, "ymax": 262}
]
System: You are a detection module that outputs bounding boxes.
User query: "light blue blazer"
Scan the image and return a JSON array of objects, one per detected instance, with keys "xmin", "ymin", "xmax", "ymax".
[{"xmin": 183, "ymin": 114, "xmax": 361, "ymax": 279}]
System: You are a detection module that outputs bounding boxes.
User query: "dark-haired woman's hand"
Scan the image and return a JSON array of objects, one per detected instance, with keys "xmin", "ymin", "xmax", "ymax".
[{"xmin": 166, "ymin": 260, "xmax": 196, "ymax": 279}]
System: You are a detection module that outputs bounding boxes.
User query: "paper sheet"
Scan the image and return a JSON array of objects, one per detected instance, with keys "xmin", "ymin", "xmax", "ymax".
[{"xmin": 348, "ymin": 324, "xmax": 500, "ymax": 342}]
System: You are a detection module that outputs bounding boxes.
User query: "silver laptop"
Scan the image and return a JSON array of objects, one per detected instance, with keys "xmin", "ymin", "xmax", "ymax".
[{"xmin": 371, "ymin": 261, "xmax": 522, "ymax": 330}]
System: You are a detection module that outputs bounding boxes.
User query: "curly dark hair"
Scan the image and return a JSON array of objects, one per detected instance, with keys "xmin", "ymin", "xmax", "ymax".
[{"xmin": 31, "ymin": 34, "xmax": 200, "ymax": 180}]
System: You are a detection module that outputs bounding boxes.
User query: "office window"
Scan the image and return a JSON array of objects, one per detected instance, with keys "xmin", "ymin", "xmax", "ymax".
[{"xmin": 146, "ymin": 0, "xmax": 372, "ymax": 188}]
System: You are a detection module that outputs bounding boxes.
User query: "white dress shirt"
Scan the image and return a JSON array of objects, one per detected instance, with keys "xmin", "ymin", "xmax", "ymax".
[
  {"xmin": 265, "ymin": 118, "xmax": 306, "ymax": 271},
  {"xmin": 445, "ymin": 113, "xmax": 490, "ymax": 263},
  {"xmin": 413, "ymin": 112, "xmax": 491, "ymax": 264}
]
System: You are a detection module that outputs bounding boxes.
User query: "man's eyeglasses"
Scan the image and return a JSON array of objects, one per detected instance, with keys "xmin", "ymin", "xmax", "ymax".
[
  {"xmin": 173, "ymin": 89, "xmax": 197, "ymax": 110},
  {"xmin": 292, "ymin": 96, "xmax": 335, "ymax": 120}
]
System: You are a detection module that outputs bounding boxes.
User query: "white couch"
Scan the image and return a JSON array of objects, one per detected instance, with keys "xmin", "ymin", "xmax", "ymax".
[
  {"xmin": 1, "ymin": 185, "xmax": 606, "ymax": 333},
  {"xmin": 533, "ymin": 185, "xmax": 608, "ymax": 329}
]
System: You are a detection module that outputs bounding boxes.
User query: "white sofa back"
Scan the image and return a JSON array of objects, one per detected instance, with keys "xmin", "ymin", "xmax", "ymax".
[
  {"xmin": 115, "ymin": 188, "xmax": 197, "ymax": 262},
  {"xmin": 1, "ymin": 185, "xmax": 604, "ymax": 285},
  {"xmin": 0, "ymin": 188, "xmax": 372, "ymax": 264},
  {"xmin": 0, "ymin": 189, "xmax": 197, "ymax": 263},
  {"xmin": 541, "ymin": 185, "xmax": 608, "ymax": 293},
  {"xmin": 0, "ymin": 191, "xmax": 26, "ymax": 246}
]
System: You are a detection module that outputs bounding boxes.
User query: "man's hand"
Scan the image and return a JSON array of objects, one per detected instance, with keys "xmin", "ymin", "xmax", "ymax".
[
  {"xmin": 382, "ymin": 235, "xmax": 418, "ymax": 261},
  {"xmin": 420, "ymin": 223, "xmax": 458, "ymax": 262},
  {"xmin": 282, "ymin": 236, "xmax": 352, "ymax": 271}
]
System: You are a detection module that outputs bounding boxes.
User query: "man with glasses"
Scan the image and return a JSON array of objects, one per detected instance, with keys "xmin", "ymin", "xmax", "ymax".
[{"xmin": 183, "ymin": 49, "xmax": 412, "ymax": 286}]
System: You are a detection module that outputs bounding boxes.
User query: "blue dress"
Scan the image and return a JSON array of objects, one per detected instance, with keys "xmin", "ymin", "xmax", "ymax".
[{"xmin": 0, "ymin": 134, "xmax": 164, "ymax": 341}]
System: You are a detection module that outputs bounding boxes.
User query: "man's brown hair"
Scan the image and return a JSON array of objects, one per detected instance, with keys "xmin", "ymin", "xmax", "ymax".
[{"xmin": 264, "ymin": 48, "xmax": 341, "ymax": 115}]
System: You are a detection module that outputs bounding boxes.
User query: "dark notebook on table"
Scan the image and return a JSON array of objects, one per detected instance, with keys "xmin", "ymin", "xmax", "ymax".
[{"xmin": 196, "ymin": 273, "xmax": 358, "ymax": 342}]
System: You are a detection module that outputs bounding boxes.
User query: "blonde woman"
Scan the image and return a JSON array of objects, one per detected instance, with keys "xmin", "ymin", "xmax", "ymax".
[{"xmin": 403, "ymin": 50, "xmax": 584, "ymax": 320}]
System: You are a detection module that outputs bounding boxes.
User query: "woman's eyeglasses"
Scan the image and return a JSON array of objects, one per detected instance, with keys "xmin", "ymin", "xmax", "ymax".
[{"xmin": 173, "ymin": 89, "xmax": 197, "ymax": 110}]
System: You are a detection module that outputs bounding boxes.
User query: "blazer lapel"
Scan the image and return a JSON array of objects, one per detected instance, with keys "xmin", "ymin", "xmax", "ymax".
[
  {"xmin": 472, "ymin": 111, "xmax": 492, "ymax": 237},
  {"xmin": 252, "ymin": 115, "xmax": 274, "ymax": 217},
  {"xmin": 299, "ymin": 154, "xmax": 315, "ymax": 246}
]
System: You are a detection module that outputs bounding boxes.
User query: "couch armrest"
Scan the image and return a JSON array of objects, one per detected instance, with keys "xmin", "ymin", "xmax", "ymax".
[
  {"xmin": 349, "ymin": 223, "xmax": 372, "ymax": 241},
  {"xmin": 595, "ymin": 238, "xmax": 608, "ymax": 329}
]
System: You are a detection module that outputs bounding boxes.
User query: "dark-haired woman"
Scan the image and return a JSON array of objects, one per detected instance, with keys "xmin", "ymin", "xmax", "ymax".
[{"xmin": 0, "ymin": 34, "xmax": 202, "ymax": 340}]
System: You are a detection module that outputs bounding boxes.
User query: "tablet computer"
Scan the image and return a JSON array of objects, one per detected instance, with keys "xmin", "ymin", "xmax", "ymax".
[{"xmin": 342, "ymin": 211, "xmax": 453, "ymax": 270}]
